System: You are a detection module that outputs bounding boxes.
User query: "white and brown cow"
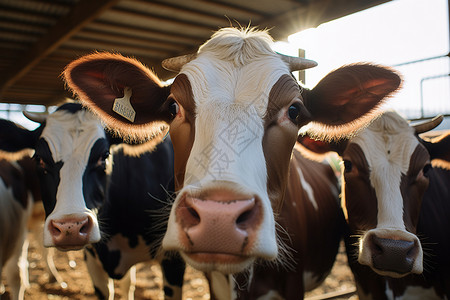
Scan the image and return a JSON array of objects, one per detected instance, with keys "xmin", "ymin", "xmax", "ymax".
[
  {"xmin": 299, "ymin": 111, "xmax": 450, "ymax": 299},
  {"xmin": 63, "ymin": 27, "xmax": 401, "ymax": 275}
]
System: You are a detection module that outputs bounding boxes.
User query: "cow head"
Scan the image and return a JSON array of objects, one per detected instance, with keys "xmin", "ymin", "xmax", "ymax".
[
  {"xmin": 0, "ymin": 103, "xmax": 118, "ymax": 250},
  {"xmin": 299, "ymin": 111, "xmax": 450, "ymax": 278},
  {"xmin": 63, "ymin": 27, "xmax": 401, "ymax": 273}
]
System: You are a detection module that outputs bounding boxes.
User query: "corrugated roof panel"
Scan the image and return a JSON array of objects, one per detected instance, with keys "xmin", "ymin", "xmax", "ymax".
[
  {"xmin": 99, "ymin": 8, "xmax": 216, "ymax": 37},
  {"xmin": 85, "ymin": 21, "xmax": 204, "ymax": 46},
  {"xmin": 0, "ymin": 0, "xmax": 71, "ymax": 16}
]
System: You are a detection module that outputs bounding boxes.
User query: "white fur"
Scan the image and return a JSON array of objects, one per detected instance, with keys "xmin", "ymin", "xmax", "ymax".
[
  {"xmin": 296, "ymin": 165, "xmax": 318, "ymax": 211},
  {"xmin": 352, "ymin": 111, "xmax": 423, "ymax": 274},
  {"xmin": 0, "ymin": 178, "xmax": 34, "ymax": 300},
  {"xmin": 41, "ymin": 109, "xmax": 104, "ymax": 247},
  {"xmin": 163, "ymin": 28, "xmax": 292, "ymax": 269},
  {"xmin": 385, "ymin": 282, "xmax": 441, "ymax": 300}
]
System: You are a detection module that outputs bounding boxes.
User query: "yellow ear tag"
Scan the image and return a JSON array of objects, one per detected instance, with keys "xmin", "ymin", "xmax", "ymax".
[{"xmin": 113, "ymin": 87, "xmax": 136, "ymax": 122}]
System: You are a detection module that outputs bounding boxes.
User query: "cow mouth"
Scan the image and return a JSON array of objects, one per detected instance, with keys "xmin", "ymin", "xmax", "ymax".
[
  {"xmin": 55, "ymin": 244, "xmax": 85, "ymax": 251},
  {"xmin": 181, "ymin": 252, "xmax": 254, "ymax": 274},
  {"xmin": 188, "ymin": 252, "xmax": 247, "ymax": 264}
]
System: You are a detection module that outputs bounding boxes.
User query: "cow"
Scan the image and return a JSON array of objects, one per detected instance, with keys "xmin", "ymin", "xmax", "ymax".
[
  {"xmin": 0, "ymin": 103, "xmax": 185, "ymax": 300},
  {"xmin": 231, "ymin": 143, "xmax": 345, "ymax": 299},
  {"xmin": 0, "ymin": 156, "xmax": 39, "ymax": 300},
  {"xmin": 62, "ymin": 27, "xmax": 401, "ymax": 277},
  {"xmin": 298, "ymin": 110, "xmax": 450, "ymax": 299}
]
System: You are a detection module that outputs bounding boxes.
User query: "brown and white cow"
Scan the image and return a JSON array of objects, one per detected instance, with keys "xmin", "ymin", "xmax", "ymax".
[
  {"xmin": 63, "ymin": 27, "xmax": 401, "ymax": 275},
  {"xmin": 232, "ymin": 143, "xmax": 345, "ymax": 299},
  {"xmin": 299, "ymin": 111, "xmax": 450, "ymax": 299}
]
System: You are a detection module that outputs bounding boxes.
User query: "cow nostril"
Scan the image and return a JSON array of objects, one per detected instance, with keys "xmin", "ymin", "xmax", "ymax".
[
  {"xmin": 236, "ymin": 202, "xmax": 259, "ymax": 229},
  {"xmin": 370, "ymin": 235, "xmax": 383, "ymax": 255},
  {"xmin": 236, "ymin": 209, "xmax": 253, "ymax": 227},
  {"xmin": 187, "ymin": 207, "xmax": 200, "ymax": 223},
  {"xmin": 79, "ymin": 219, "xmax": 91, "ymax": 234},
  {"xmin": 50, "ymin": 221, "xmax": 62, "ymax": 235}
]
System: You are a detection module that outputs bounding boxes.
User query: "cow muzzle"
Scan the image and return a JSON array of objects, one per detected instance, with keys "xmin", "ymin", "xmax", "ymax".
[
  {"xmin": 358, "ymin": 229, "xmax": 423, "ymax": 278},
  {"xmin": 163, "ymin": 189, "xmax": 275, "ymax": 274},
  {"xmin": 44, "ymin": 213, "xmax": 100, "ymax": 250}
]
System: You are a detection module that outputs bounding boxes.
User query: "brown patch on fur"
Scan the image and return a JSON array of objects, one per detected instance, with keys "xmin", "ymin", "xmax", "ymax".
[
  {"xmin": 263, "ymin": 75, "xmax": 302, "ymax": 213},
  {"xmin": 168, "ymin": 74, "xmax": 196, "ymax": 191}
]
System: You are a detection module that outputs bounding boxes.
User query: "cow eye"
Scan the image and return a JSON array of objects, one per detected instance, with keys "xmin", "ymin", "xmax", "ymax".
[
  {"xmin": 288, "ymin": 103, "xmax": 300, "ymax": 124},
  {"xmin": 343, "ymin": 160, "xmax": 353, "ymax": 173},
  {"xmin": 34, "ymin": 155, "xmax": 48, "ymax": 175},
  {"xmin": 168, "ymin": 100, "xmax": 179, "ymax": 118},
  {"xmin": 423, "ymin": 164, "xmax": 432, "ymax": 177}
]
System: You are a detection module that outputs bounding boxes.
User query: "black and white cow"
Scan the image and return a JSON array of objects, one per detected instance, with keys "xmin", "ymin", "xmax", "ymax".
[
  {"xmin": 0, "ymin": 103, "xmax": 185, "ymax": 299},
  {"xmin": 0, "ymin": 156, "xmax": 38, "ymax": 300}
]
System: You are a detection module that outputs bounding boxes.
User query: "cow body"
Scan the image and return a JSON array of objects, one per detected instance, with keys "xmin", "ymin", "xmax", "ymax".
[
  {"xmin": 64, "ymin": 27, "xmax": 401, "ymax": 276},
  {"xmin": 0, "ymin": 104, "xmax": 185, "ymax": 299},
  {"xmin": 234, "ymin": 145, "xmax": 344, "ymax": 299},
  {"xmin": 300, "ymin": 111, "xmax": 450, "ymax": 299},
  {"xmin": 86, "ymin": 140, "xmax": 185, "ymax": 300},
  {"xmin": 0, "ymin": 157, "xmax": 38, "ymax": 300}
]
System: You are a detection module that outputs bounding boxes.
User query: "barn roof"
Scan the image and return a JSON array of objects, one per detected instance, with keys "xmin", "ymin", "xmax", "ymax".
[{"xmin": 0, "ymin": 0, "xmax": 390, "ymax": 106}]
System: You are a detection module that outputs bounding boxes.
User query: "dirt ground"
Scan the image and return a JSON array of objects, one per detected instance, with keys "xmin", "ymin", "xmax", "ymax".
[{"xmin": 1, "ymin": 231, "xmax": 357, "ymax": 300}]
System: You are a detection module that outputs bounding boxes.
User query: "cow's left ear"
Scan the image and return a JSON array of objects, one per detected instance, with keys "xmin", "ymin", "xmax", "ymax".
[
  {"xmin": 421, "ymin": 133, "xmax": 450, "ymax": 164},
  {"xmin": 63, "ymin": 52, "xmax": 172, "ymax": 142},
  {"xmin": 302, "ymin": 63, "xmax": 401, "ymax": 139},
  {"xmin": 0, "ymin": 119, "xmax": 43, "ymax": 159}
]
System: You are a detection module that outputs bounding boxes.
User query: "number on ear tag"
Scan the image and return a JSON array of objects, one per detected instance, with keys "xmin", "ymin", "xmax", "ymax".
[{"xmin": 113, "ymin": 87, "xmax": 136, "ymax": 122}]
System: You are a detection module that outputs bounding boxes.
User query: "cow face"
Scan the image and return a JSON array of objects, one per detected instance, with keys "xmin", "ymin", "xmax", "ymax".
[
  {"xmin": 341, "ymin": 111, "xmax": 431, "ymax": 277},
  {"xmin": 63, "ymin": 27, "xmax": 401, "ymax": 273},
  {"xmin": 299, "ymin": 111, "xmax": 450, "ymax": 278},
  {"xmin": 0, "ymin": 103, "xmax": 110, "ymax": 250},
  {"xmin": 36, "ymin": 104, "xmax": 110, "ymax": 250}
]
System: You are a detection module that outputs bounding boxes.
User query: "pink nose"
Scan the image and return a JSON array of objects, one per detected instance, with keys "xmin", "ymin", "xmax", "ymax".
[
  {"xmin": 49, "ymin": 217, "xmax": 93, "ymax": 250},
  {"xmin": 176, "ymin": 195, "xmax": 262, "ymax": 255}
]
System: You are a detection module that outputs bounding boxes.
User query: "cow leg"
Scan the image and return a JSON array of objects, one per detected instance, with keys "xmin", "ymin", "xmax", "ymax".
[
  {"xmin": 85, "ymin": 247, "xmax": 114, "ymax": 300},
  {"xmin": 4, "ymin": 227, "xmax": 28, "ymax": 300},
  {"xmin": 160, "ymin": 254, "xmax": 186, "ymax": 300},
  {"xmin": 117, "ymin": 265, "xmax": 136, "ymax": 300}
]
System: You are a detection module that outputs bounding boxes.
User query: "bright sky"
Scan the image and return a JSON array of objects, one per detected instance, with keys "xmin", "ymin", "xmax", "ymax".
[{"xmin": 273, "ymin": 0, "xmax": 449, "ymax": 122}]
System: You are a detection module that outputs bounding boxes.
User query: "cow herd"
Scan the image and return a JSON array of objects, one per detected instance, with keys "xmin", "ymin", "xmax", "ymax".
[{"xmin": 0, "ymin": 27, "xmax": 449, "ymax": 300}]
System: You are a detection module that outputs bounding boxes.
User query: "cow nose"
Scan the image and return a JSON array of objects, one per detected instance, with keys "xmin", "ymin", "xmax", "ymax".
[
  {"xmin": 177, "ymin": 195, "xmax": 261, "ymax": 255},
  {"xmin": 370, "ymin": 235, "xmax": 417, "ymax": 274},
  {"xmin": 49, "ymin": 216, "xmax": 93, "ymax": 250}
]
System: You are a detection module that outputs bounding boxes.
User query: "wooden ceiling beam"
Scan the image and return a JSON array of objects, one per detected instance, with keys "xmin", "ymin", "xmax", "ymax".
[{"xmin": 0, "ymin": 0, "xmax": 120, "ymax": 95}]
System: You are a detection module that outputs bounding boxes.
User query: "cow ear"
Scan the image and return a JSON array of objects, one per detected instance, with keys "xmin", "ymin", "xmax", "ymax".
[
  {"xmin": 421, "ymin": 133, "xmax": 450, "ymax": 166},
  {"xmin": 302, "ymin": 63, "xmax": 401, "ymax": 140},
  {"xmin": 0, "ymin": 119, "xmax": 42, "ymax": 160},
  {"xmin": 63, "ymin": 52, "xmax": 172, "ymax": 142},
  {"xmin": 105, "ymin": 128, "xmax": 169, "ymax": 157},
  {"xmin": 296, "ymin": 135, "xmax": 347, "ymax": 162}
]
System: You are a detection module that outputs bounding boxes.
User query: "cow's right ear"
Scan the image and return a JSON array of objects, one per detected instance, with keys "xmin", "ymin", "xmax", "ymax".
[
  {"xmin": 0, "ymin": 119, "xmax": 42, "ymax": 159},
  {"xmin": 63, "ymin": 52, "xmax": 172, "ymax": 142}
]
